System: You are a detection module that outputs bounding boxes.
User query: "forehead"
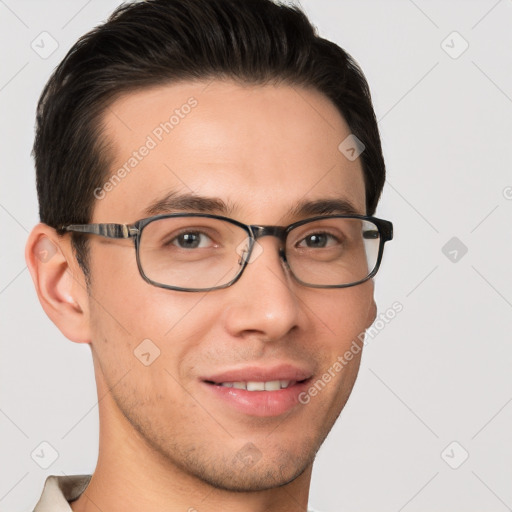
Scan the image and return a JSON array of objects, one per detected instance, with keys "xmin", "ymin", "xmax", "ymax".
[{"xmin": 95, "ymin": 80, "xmax": 366, "ymax": 223}]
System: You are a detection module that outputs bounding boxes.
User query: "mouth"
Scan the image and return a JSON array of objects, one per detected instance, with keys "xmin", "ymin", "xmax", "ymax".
[
  {"xmin": 204, "ymin": 379, "xmax": 307, "ymax": 391},
  {"xmin": 200, "ymin": 365, "xmax": 313, "ymax": 417}
]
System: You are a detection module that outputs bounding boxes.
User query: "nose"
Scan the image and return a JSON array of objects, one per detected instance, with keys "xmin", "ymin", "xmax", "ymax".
[{"xmin": 221, "ymin": 237, "xmax": 301, "ymax": 342}]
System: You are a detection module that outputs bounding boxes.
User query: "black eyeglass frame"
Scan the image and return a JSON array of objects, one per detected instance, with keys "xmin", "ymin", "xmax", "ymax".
[{"xmin": 62, "ymin": 213, "xmax": 393, "ymax": 292}]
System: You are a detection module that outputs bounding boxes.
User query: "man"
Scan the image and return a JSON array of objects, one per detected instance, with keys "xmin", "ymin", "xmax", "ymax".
[{"xmin": 26, "ymin": 0, "xmax": 392, "ymax": 510}]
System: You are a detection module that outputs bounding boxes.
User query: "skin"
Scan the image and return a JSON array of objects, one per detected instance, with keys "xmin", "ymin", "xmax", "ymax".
[{"xmin": 26, "ymin": 80, "xmax": 376, "ymax": 512}]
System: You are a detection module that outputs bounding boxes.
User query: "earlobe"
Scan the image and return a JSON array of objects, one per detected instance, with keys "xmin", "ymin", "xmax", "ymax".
[
  {"xmin": 367, "ymin": 297, "xmax": 377, "ymax": 328},
  {"xmin": 25, "ymin": 223, "xmax": 91, "ymax": 344}
]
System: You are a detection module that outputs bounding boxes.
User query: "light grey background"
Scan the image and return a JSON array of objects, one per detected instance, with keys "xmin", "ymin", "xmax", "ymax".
[{"xmin": 1, "ymin": 0, "xmax": 511, "ymax": 511}]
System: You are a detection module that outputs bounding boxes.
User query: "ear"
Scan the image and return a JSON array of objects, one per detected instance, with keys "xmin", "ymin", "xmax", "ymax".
[
  {"xmin": 365, "ymin": 281, "xmax": 377, "ymax": 328},
  {"xmin": 366, "ymin": 297, "xmax": 377, "ymax": 328},
  {"xmin": 25, "ymin": 223, "xmax": 91, "ymax": 344}
]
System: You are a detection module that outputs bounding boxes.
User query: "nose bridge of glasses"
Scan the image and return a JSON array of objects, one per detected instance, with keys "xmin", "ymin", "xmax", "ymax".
[
  {"xmin": 245, "ymin": 225, "xmax": 289, "ymax": 263},
  {"xmin": 243, "ymin": 225, "xmax": 288, "ymax": 270},
  {"xmin": 249, "ymin": 225, "xmax": 287, "ymax": 243}
]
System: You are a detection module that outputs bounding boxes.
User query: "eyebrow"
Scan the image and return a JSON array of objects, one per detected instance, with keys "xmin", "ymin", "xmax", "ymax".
[
  {"xmin": 144, "ymin": 191, "xmax": 235, "ymax": 216},
  {"xmin": 143, "ymin": 192, "xmax": 363, "ymax": 219},
  {"xmin": 288, "ymin": 198, "xmax": 362, "ymax": 217}
]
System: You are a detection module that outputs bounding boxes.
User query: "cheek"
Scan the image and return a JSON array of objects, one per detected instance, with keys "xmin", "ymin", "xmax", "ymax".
[
  {"xmin": 303, "ymin": 284, "xmax": 374, "ymax": 399},
  {"xmin": 296, "ymin": 287, "xmax": 373, "ymax": 439},
  {"xmin": 306, "ymin": 281, "xmax": 375, "ymax": 346},
  {"xmin": 87, "ymin": 245, "xmax": 222, "ymax": 373},
  {"xmin": 88, "ymin": 243, "xmax": 210, "ymax": 334}
]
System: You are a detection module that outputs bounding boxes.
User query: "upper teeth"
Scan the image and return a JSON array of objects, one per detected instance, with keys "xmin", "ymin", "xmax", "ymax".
[{"xmin": 219, "ymin": 380, "xmax": 293, "ymax": 391}]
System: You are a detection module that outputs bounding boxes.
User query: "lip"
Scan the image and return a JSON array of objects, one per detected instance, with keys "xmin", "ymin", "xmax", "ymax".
[
  {"xmin": 201, "ymin": 364, "xmax": 313, "ymax": 384},
  {"xmin": 200, "ymin": 364, "xmax": 313, "ymax": 417}
]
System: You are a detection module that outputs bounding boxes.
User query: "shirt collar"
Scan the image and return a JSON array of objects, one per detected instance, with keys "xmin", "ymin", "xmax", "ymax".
[{"xmin": 33, "ymin": 475, "xmax": 91, "ymax": 512}]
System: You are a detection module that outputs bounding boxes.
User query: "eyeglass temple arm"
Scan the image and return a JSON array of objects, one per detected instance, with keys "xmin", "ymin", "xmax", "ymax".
[
  {"xmin": 374, "ymin": 220, "xmax": 393, "ymax": 241},
  {"xmin": 63, "ymin": 218, "xmax": 393, "ymax": 242},
  {"xmin": 63, "ymin": 223, "xmax": 139, "ymax": 239}
]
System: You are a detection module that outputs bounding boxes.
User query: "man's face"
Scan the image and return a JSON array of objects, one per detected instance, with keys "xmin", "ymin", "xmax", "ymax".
[{"xmin": 86, "ymin": 80, "xmax": 376, "ymax": 490}]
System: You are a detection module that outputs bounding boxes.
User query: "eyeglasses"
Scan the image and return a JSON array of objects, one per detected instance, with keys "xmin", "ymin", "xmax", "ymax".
[{"xmin": 62, "ymin": 213, "xmax": 393, "ymax": 292}]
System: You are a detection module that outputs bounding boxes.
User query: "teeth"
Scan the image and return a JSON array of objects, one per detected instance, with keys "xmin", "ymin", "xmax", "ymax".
[
  {"xmin": 218, "ymin": 380, "xmax": 295, "ymax": 391},
  {"xmin": 264, "ymin": 380, "xmax": 281, "ymax": 391},
  {"xmin": 247, "ymin": 381, "xmax": 265, "ymax": 391}
]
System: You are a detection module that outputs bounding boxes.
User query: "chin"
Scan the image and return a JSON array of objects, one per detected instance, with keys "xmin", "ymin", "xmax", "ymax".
[
  {"xmin": 191, "ymin": 455, "xmax": 312, "ymax": 492},
  {"xmin": 165, "ymin": 433, "xmax": 321, "ymax": 493}
]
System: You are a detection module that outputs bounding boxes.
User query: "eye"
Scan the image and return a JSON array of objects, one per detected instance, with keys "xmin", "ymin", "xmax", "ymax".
[
  {"xmin": 297, "ymin": 232, "xmax": 340, "ymax": 249},
  {"xmin": 170, "ymin": 231, "xmax": 213, "ymax": 249}
]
